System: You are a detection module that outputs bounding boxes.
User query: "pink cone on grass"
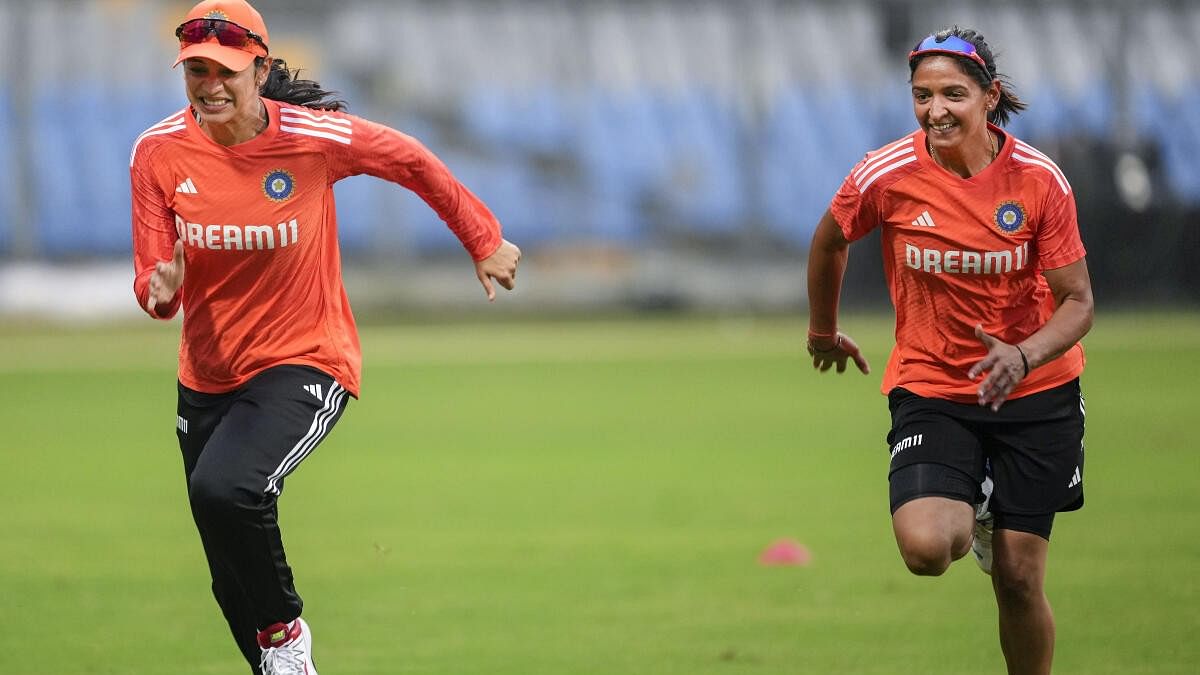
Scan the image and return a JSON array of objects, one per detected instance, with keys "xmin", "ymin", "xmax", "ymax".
[{"xmin": 758, "ymin": 538, "xmax": 811, "ymax": 566}]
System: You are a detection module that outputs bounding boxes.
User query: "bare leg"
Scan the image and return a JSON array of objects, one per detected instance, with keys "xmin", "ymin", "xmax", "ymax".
[
  {"xmin": 992, "ymin": 529, "xmax": 1053, "ymax": 675},
  {"xmin": 891, "ymin": 496, "xmax": 975, "ymax": 575}
]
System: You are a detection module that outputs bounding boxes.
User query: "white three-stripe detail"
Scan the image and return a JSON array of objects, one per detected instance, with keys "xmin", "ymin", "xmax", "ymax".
[
  {"xmin": 279, "ymin": 115, "xmax": 352, "ymax": 134},
  {"xmin": 911, "ymin": 210, "xmax": 935, "ymax": 227},
  {"xmin": 858, "ymin": 154, "xmax": 918, "ymax": 193},
  {"xmin": 264, "ymin": 383, "xmax": 346, "ymax": 495},
  {"xmin": 176, "ymin": 178, "xmax": 198, "ymax": 194},
  {"xmin": 280, "ymin": 107, "xmax": 352, "ymax": 127},
  {"xmin": 852, "ymin": 136, "xmax": 916, "ymax": 184},
  {"xmin": 279, "ymin": 107, "xmax": 353, "ymax": 145},
  {"xmin": 130, "ymin": 112, "xmax": 187, "ymax": 166},
  {"xmin": 280, "ymin": 125, "xmax": 353, "ymax": 145},
  {"xmin": 1013, "ymin": 142, "xmax": 1071, "ymax": 194},
  {"xmin": 302, "ymin": 384, "xmax": 324, "ymax": 400}
]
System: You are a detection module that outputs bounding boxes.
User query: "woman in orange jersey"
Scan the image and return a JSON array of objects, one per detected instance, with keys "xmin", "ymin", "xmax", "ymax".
[
  {"xmin": 129, "ymin": 1, "xmax": 520, "ymax": 673},
  {"xmin": 806, "ymin": 27, "xmax": 1093, "ymax": 675}
]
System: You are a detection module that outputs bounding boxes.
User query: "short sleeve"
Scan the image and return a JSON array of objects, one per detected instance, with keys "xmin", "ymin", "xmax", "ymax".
[
  {"xmin": 829, "ymin": 166, "xmax": 885, "ymax": 242},
  {"xmin": 1035, "ymin": 185, "xmax": 1086, "ymax": 270}
]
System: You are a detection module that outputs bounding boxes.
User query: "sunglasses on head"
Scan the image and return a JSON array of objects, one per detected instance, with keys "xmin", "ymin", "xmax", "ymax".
[
  {"xmin": 909, "ymin": 34, "xmax": 989, "ymax": 76},
  {"xmin": 176, "ymin": 18, "xmax": 266, "ymax": 51}
]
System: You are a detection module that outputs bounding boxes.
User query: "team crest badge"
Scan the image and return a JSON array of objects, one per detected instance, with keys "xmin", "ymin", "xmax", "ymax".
[
  {"xmin": 262, "ymin": 169, "xmax": 295, "ymax": 202},
  {"xmin": 993, "ymin": 200, "xmax": 1026, "ymax": 234},
  {"xmin": 203, "ymin": 10, "xmax": 230, "ymax": 20}
]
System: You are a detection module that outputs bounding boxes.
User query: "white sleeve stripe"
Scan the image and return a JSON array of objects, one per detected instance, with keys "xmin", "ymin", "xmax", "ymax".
[
  {"xmin": 279, "ymin": 115, "xmax": 354, "ymax": 135},
  {"xmin": 868, "ymin": 134, "xmax": 916, "ymax": 159},
  {"xmin": 145, "ymin": 114, "xmax": 185, "ymax": 132},
  {"xmin": 853, "ymin": 144, "xmax": 915, "ymax": 182},
  {"xmin": 1012, "ymin": 153, "xmax": 1071, "ymax": 194},
  {"xmin": 1014, "ymin": 142, "xmax": 1071, "ymax": 187},
  {"xmin": 129, "ymin": 124, "xmax": 187, "ymax": 166},
  {"xmin": 280, "ymin": 124, "xmax": 352, "ymax": 145},
  {"xmin": 279, "ymin": 107, "xmax": 352, "ymax": 126},
  {"xmin": 1014, "ymin": 141, "xmax": 1052, "ymax": 162},
  {"xmin": 857, "ymin": 155, "xmax": 918, "ymax": 192}
]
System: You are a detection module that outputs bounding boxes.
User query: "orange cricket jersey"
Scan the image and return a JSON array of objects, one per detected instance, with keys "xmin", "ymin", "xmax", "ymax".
[
  {"xmin": 130, "ymin": 98, "xmax": 503, "ymax": 396},
  {"xmin": 829, "ymin": 125, "xmax": 1086, "ymax": 402}
]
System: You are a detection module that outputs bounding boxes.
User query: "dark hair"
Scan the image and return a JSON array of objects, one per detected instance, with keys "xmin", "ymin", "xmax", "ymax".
[
  {"xmin": 257, "ymin": 57, "xmax": 347, "ymax": 112},
  {"xmin": 908, "ymin": 27, "xmax": 1026, "ymax": 126}
]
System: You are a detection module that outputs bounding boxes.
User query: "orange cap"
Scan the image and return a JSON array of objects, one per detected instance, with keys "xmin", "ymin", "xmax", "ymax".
[{"xmin": 173, "ymin": 0, "xmax": 269, "ymax": 72}]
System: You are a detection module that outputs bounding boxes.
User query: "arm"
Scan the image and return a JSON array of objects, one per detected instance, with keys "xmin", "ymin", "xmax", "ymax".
[
  {"xmin": 969, "ymin": 258, "xmax": 1093, "ymax": 409},
  {"xmin": 332, "ymin": 116, "xmax": 518, "ymax": 299},
  {"xmin": 807, "ymin": 209, "xmax": 870, "ymax": 374},
  {"xmin": 1022, "ymin": 258, "xmax": 1094, "ymax": 367},
  {"xmin": 130, "ymin": 159, "xmax": 183, "ymax": 319}
]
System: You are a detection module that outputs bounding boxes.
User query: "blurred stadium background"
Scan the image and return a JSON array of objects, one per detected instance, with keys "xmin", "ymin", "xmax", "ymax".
[
  {"xmin": 0, "ymin": 0, "xmax": 1197, "ymax": 319},
  {"xmin": 3, "ymin": 3, "xmax": 1200, "ymax": 673}
]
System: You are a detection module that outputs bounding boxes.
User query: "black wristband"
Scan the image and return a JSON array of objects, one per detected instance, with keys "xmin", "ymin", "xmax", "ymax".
[{"xmin": 1016, "ymin": 345, "xmax": 1030, "ymax": 377}]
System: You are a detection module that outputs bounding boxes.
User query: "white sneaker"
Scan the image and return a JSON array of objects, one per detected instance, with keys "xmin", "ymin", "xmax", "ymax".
[
  {"xmin": 972, "ymin": 474, "xmax": 994, "ymax": 575},
  {"xmin": 258, "ymin": 618, "xmax": 318, "ymax": 675}
]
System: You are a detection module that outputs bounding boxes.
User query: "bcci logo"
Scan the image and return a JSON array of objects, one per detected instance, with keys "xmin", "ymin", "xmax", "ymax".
[
  {"xmin": 993, "ymin": 201, "xmax": 1026, "ymax": 234},
  {"xmin": 262, "ymin": 169, "xmax": 295, "ymax": 202}
]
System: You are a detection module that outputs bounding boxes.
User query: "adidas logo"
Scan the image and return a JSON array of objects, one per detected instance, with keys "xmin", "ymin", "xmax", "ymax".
[
  {"xmin": 1067, "ymin": 466, "xmax": 1082, "ymax": 488},
  {"xmin": 176, "ymin": 178, "xmax": 198, "ymax": 194},
  {"xmin": 911, "ymin": 210, "xmax": 936, "ymax": 227},
  {"xmin": 303, "ymin": 384, "xmax": 324, "ymax": 400}
]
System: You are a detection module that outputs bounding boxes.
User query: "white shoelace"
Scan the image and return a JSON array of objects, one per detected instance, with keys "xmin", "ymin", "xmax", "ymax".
[{"xmin": 260, "ymin": 643, "xmax": 307, "ymax": 675}]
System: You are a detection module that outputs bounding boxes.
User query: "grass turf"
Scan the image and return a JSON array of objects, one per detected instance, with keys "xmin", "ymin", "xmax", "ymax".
[{"xmin": 0, "ymin": 311, "xmax": 1197, "ymax": 674}]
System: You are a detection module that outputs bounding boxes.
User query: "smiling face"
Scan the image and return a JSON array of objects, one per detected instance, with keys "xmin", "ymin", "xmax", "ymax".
[
  {"xmin": 183, "ymin": 56, "xmax": 266, "ymax": 126},
  {"xmin": 911, "ymin": 55, "xmax": 999, "ymax": 152}
]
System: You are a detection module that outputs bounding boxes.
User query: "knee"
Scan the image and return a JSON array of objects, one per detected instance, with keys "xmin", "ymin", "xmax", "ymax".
[
  {"xmin": 896, "ymin": 533, "xmax": 953, "ymax": 576},
  {"xmin": 188, "ymin": 471, "xmax": 254, "ymax": 521},
  {"xmin": 992, "ymin": 557, "xmax": 1044, "ymax": 604}
]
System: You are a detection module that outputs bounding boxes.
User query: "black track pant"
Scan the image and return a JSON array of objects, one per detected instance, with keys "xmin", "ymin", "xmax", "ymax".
[{"xmin": 176, "ymin": 365, "xmax": 349, "ymax": 672}]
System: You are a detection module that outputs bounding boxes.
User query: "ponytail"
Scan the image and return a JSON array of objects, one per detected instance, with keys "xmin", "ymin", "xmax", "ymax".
[{"xmin": 257, "ymin": 57, "xmax": 347, "ymax": 112}]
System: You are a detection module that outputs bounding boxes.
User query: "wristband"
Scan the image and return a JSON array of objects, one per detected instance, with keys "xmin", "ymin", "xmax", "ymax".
[
  {"xmin": 1016, "ymin": 344, "xmax": 1030, "ymax": 377},
  {"xmin": 807, "ymin": 334, "xmax": 842, "ymax": 356}
]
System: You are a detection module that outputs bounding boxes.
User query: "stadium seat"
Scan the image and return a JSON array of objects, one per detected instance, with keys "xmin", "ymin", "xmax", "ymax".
[
  {"xmin": 655, "ymin": 88, "xmax": 746, "ymax": 235},
  {"xmin": 0, "ymin": 92, "xmax": 13, "ymax": 254},
  {"xmin": 30, "ymin": 88, "xmax": 91, "ymax": 257},
  {"xmin": 759, "ymin": 84, "xmax": 865, "ymax": 247},
  {"xmin": 1161, "ymin": 83, "xmax": 1200, "ymax": 204}
]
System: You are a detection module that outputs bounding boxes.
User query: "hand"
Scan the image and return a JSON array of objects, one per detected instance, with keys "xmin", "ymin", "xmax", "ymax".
[
  {"xmin": 808, "ymin": 332, "xmax": 870, "ymax": 374},
  {"xmin": 474, "ymin": 239, "xmax": 521, "ymax": 302},
  {"xmin": 147, "ymin": 239, "xmax": 185, "ymax": 313},
  {"xmin": 968, "ymin": 324, "xmax": 1026, "ymax": 411}
]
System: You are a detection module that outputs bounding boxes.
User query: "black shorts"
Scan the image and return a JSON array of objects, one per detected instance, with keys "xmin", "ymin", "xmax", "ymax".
[{"xmin": 886, "ymin": 378, "xmax": 1085, "ymax": 520}]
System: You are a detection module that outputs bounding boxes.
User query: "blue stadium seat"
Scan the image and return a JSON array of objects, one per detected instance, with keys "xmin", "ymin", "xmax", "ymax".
[
  {"xmin": 31, "ymin": 88, "xmax": 91, "ymax": 257},
  {"xmin": 0, "ymin": 92, "xmax": 13, "ymax": 254},
  {"xmin": 656, "ymin": 88, "xmax": 745, "ymax": 234},
  {"xmin": 572, "ymin": 87, "xmax": 664, "ymax": 242},
  {"xmin": 31, "ymin": 83, "xmax": 152, "ymax": 257},
  {"xmin": 1070, "ymin": 78, "xmax": 1116, "ymax": 138},
  {"xmin": 460, "ymin": 85, "xmax": 573, "ymax": 157},
  {"xmin": 759, "ymin": 84, "xmax": 865, "ymax": 246},
  {"xmin": 461, "ymin": 85, "xmax": 515, "ymax": 152},
  {"xmin": 1162, "ymin": 83, "xmax": 1200, "ymax": 204},
  {"xmin": 333, "ymin": 174, "xmax": 378, "ymax": 253}
]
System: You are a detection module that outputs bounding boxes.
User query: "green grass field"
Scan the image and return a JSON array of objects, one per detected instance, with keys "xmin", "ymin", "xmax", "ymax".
[{"xmin": 1, "ymin": 311, "xmax": 1198, "ymax": 674}]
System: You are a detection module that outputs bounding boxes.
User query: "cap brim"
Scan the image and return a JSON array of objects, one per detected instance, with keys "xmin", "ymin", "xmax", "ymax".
[{"xmin": 173, "ymin": 42, "xmax": 258, "ymax": 72}]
